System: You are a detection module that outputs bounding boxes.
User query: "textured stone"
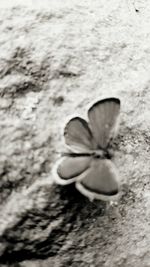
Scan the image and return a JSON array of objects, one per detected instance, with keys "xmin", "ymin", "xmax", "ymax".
[{"xmin": 0, "ymin": 0, "xmax": 150, "ymax": 266}]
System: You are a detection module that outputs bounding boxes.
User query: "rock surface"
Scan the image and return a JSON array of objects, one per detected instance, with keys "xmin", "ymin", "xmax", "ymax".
[{"xmin": 0, "ymin": 0, "xmax": 150, "ymax": 266}]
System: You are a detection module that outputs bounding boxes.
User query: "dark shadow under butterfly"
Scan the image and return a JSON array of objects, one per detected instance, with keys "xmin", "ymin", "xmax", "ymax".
[{"xmin": 53, "ymin": 97, "xmax": 121, "ymax": 201}]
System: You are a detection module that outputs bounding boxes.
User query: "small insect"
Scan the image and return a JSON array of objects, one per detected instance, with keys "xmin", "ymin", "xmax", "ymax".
[{"xmin": 53, "ymin": 97, "xmax": 121, "ymax": 201}]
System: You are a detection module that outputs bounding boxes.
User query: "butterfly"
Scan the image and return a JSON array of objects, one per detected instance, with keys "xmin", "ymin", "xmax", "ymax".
[{"xmin": 53, "ymin": 97, "xmax": 121, "ymax": 201}]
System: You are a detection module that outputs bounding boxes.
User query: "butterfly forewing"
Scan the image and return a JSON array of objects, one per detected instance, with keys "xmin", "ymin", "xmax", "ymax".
[
  {"xmin": 76, "ymin": 158, "xmax": 120, "ymax": 201},
  {"xmin": 54, "ymin": 156, "xmax": 91, "ymax": 185},
  {"xmin": 64, "ymin": 117, "xmax": 96, "ymax": 153},
  {"xmin": 88, "ymin": 98, "xmax": 120, "ymax": 149}
]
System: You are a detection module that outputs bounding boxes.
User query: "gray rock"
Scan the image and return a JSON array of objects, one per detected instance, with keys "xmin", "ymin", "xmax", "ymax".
[{"xmin": 0, "ymin": 1, "xmax": 150, "ymax": 267}]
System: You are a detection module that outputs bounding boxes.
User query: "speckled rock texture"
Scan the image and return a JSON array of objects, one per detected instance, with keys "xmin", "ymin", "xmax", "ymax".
[{"xmin": 0, "ymin": 0, "xmax": 150, "ymax": 266}]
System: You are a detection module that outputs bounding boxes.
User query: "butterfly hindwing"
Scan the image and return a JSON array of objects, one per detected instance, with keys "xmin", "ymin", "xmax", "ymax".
[
  {"xmin": 76, "ymin": 158, "xmax": 120, "ymax": 201},
  {"xmin": 64, "ymin": 117, "xmax": 96, "ymax": 153},
  {"xmin": 88, "ymin": 98, "xmax": 120, "ymax": 149},
  {"xmin": 53, "ymin": 155, "xmax": 91, "ymax": 185}
]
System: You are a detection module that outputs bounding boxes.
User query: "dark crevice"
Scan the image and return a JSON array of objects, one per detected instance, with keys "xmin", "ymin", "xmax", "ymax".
[{"xmin": 0, "ymin": 184, "xmax": 106, "ymax": 264}]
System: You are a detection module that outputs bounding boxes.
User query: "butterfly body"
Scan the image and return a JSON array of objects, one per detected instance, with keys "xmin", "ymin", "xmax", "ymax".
[
  {"xmin": 62, "ymin": 148, "xmax": 106, "ymax": 159},
  {"xmin": 53, "ymin": 97, "xmax": 121, "ymax": 201}
]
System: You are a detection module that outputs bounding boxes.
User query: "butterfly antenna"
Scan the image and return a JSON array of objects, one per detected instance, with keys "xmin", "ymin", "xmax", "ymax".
[{"xmin": 54, "ymin": 151, "xmax": 67, "ymax": 156}]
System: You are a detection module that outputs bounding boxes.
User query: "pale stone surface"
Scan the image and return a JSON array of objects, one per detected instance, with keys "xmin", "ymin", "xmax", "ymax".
[{"xmin": 0, "ymin": 1, "xmax": 150, "ymax": 266}]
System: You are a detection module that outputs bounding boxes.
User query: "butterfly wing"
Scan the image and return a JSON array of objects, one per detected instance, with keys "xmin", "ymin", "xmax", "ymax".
[
  {"xmin": 64, "ymin": 117, "xmax": 96, "ymax": 153},
  {"xmin": 88, "ymin": 98, "xmax": 120, "ymax": 149},
  {"xmin": 53, "ymin": 155, "xmax": 91, "ymax": 185},
  {"xmin": 76, "ymin": 158, "xmax": 120, "ymax": 201}
]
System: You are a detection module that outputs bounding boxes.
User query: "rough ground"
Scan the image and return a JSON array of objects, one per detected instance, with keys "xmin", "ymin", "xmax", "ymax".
[{"xmin": 0, "ymin": 0, "xmax": 150, "ymax": 266}]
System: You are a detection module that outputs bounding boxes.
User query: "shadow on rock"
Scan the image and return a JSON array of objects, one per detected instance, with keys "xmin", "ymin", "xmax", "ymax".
[{"xmin": 0, "ymin": 183, "xmax": 106, "ymax": 264}]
